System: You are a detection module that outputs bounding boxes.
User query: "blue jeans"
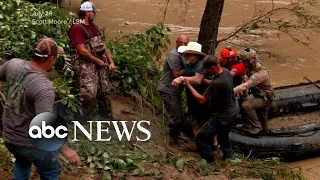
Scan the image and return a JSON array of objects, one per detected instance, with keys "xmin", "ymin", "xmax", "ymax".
[
  {"xmin": 196, "ymin": 117, "xmax": 234, "ymax": 163},
  {"xmin": 5, "ymin": 142, "xmax": 61, "ymax": 180}
]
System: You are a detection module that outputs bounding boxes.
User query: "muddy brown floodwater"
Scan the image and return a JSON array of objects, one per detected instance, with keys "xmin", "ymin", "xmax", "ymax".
[{"xmin": 64, "ymin": 0, "xmax": 320, "ymax": 179}]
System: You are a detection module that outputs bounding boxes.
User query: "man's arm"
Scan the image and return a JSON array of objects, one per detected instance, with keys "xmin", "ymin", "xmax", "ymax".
[
  {"xmin": 233, "ymin": 82, "xmax": 250, "ymax": 94},
  {"xmin": 103, "ymin": 45, "xmax": 114, "ymax": 65},
  {"xmin": 35, "ymin": 88, "xmax": 80, "ymax": 166},
  {"xmin": 167, "ymin": 52, "xmax": 185, "ymax": 78},
  {"xmin": 74, "ymin": 44, "xmax": 105, "ymax": 67},
  {"xmin": 234, "ymin": 70, "xmax": 267, "ymax": 94},
  {"xmin": 183, "ymin": 79, "xmax": 208, "ymax": 104},
  {"xmin": 172, "ymin": 69, "xmax": 185, "ymax": 78},
  {"xmin": 104, "ymin": 45, "xmax": 116, "ymax": 72},
  {"xmin": 59, "ymin": 143, "xmax": 81, "ymax": 166},
  {"xmin": 172, "ymin": 73, "xmax": 204, "ymax": 88},
  {"xmin": 202, "ymin": 78, "xmax": 212, "ymax": 86},
  {"xmin": 184, "ymin": 73, "xmax": 205, "ymax": 85}
]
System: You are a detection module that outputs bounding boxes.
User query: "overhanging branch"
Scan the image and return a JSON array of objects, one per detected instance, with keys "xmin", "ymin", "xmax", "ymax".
[{"xmin": 217, "ymin": 7, "xmax": 293, "ymax": 44}]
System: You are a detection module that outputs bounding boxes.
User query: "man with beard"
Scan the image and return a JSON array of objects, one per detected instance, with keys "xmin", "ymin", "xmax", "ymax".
[
  {"xmin": 159, "ymin": 34, "xmax": 189, "ymax": 148},
  {"xmin": 68, "ymin": 2, "xmax": 116, "ymax": 120},
  {"xmin": 171, "ymin": 42, "xmax": 211, "ymax": 144},
  {"xmin": 1, "ymin": 38, "xmax": 80, "ymax": 179}
]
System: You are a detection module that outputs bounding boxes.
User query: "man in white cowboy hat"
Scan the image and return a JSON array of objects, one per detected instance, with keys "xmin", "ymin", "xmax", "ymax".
[
  {"xmin": 68, "ymin": 1, "xmax": 116, "ymax": 121},
  {"xmin": 172, "ymin": 42, "xmax": 213, "ymax": 143}
]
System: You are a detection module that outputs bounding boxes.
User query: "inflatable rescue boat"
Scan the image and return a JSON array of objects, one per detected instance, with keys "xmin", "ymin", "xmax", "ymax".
[{"xmin": 231, "ymin": 80, "xmax": 320, "ymax": 160}]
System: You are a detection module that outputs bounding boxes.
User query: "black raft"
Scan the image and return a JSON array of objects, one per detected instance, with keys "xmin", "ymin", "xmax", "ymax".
[
  {"xmin": 230, "ymin": 122, "xmax": 320, "ymax": 161},
  {"xmin": 231, "ymin": 79, "xmax": 320, "ymax": 160}
]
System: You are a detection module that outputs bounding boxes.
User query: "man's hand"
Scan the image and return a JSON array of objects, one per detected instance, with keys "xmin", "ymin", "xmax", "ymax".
[
  {"xmin": 96, "ymin": 60, "xmax": 106, "ymax": 68},
  {"xmin": 60, "ymin": 145, "xmax": 81, "ymax": 166},
  {"xmin": 171, "ymin": 77, "xmax": 182, "ymax": 88},
  {"xmin": 236, "ymin": 92, "xmax": 243, "ymax": 99},
  {"xmin": 182, "ymin": 78, "xmax": 191, "ymax": 88},
  {"xmin": 109, "ymin": 63, "xmax": 116, "ymax": 72}
]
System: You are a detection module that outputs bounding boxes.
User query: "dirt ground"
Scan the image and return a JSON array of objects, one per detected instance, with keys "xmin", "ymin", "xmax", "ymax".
[
  {"xmin": 268, "ymin": 110, "xmax": 320, "ymax": 129},
  {"xmin": 109, "ymin": 94, "xmax": 231, "ymax": 179},
  {"xmin": 1, "ymin": 93, "xmax": 312, "ymax": 180}
]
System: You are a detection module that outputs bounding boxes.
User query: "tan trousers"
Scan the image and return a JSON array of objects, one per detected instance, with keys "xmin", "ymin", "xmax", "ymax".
[{"xmin": 241, "ymin": 97, "xmax": 272, "ymax": 130}]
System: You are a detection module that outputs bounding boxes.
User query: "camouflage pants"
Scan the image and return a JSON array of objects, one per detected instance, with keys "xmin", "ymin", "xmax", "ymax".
[
  {"xmin": 72, "ymin": 59, "xmax": 113, "ymax": 119},
  {"xmin": 241, "ymin": 97, "xmax": 272, "ymax": 130}
]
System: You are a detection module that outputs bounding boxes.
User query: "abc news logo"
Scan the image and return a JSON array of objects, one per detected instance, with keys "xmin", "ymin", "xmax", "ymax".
[{"xmin": 29, "ymin": 112, "xmax": 151, "ymax": 152}]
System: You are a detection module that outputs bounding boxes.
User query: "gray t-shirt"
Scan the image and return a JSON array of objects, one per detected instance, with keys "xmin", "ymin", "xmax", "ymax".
[
  {"xmin": 158, "ymin": 48, "xmax": 185, "ymax": 95},
  {"xmin": 0, "ymin": 58, "xmax": 55, "ymax": 147}
]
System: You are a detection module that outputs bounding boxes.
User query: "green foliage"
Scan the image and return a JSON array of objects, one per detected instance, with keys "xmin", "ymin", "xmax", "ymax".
[
  {"xmin": 53, "ymin": 77, "xmax": 82, "ymax": 115},
  {"xmin": 107, "ymin": 23, "xmax": 171, "ymax": 113},
  {"xmin": 0, "ymin": 138, "xmax": 14, "ymax": 177},
  {"xmin": 0, "ymin": 0, "xmax": 170, "ymax": 116},
  {"xmin": 0, "ymin": 0, "xmax": 74, "ymax": 61},
  {"xmin": 219, "ymin": 155, "xmax": 306, "ymax": 179},
  {"xmin": 69, "ymin": 140, "xmax": 162, "ymax": 179}
]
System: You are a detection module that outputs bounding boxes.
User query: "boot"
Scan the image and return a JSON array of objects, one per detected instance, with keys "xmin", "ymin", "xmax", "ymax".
[{"xmin": 222, "ymin": 147, "xmax": 233, "ymax": 160}]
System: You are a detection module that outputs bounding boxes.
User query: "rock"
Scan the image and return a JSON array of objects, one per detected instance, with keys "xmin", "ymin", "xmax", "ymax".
[{"xmin": 297, "ymin": 58, "xmax": 306, "ymax": 62}]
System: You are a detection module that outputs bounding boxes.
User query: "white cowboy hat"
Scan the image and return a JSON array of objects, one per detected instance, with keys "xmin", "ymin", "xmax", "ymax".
[{"xmin": 177, "ymin": 42, "xmax": 207, "ymax": 57}]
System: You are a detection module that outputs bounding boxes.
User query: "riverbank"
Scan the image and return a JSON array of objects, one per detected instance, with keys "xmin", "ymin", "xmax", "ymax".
[{"xmin": 0, "ymin": 93, "xmax": 307, "ymax": 179}]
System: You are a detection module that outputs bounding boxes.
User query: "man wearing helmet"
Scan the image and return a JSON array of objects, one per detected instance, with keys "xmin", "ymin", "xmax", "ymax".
[
  {"xmin": 233, "ymin": 48, "xmax": 274, "ymax": 134},
  {"xmin": 219, "ymin": 46, "xmax": 246, "ymax": 87}
]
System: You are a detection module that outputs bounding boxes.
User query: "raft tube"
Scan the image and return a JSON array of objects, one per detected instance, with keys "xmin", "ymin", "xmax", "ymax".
[
  {"xmin": 230, "ymin": 122, "xmax": 320, "ymax": 160},
  {"xmin": 268, "ymin": 81, "xmax": 320, "ymax": 118}
]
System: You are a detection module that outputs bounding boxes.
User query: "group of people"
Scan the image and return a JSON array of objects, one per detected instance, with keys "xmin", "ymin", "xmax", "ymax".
[
  {"xmin": 0, "ymin": 0, "xmax": 275, "ymax": 178},
  {"xmin": 159, "ymin": 35, "xmax": 274, "ymax": 163},
  {"xmin": 1, "ymin": 2, "xmax": 116, "ymax": 179}
]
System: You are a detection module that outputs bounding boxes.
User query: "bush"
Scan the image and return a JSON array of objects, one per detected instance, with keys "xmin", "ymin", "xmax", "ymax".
[{"xmin": 0, "ymin": 0, "xmax": 170, "ymax": 116}]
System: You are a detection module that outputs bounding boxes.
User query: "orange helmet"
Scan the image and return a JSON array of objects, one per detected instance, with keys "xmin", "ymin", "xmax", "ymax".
[{"xmin": 220, "ymin": 46, "xmax": 237, "ymax": 59}]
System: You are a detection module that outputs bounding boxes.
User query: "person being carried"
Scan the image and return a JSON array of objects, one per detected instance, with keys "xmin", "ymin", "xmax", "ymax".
[
  {"xmin": 171, "ymin": 42, "xmax": 211, "ymax": 141},
  {"xmin": 182, "ymin": 55, "xmax": 237, "ymax": 163},
  {"xmin": 1, "ymin": 38, "xmax": 80, "ymax": 179},
  {"xmin": 158, "ymin": 34, "xmax": 189, "ymax": 148},
  {"xmin": 234, "ymin": 48, "xmax": 274, "ymax": 134},
  {"xmin": 68, "ymin": 1, "xmax": 116, "ymax": 120}
]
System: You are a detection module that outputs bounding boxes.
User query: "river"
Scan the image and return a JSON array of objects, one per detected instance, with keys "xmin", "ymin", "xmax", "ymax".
[{"xmin": 64, "ymin": 0, "xmax": 320, "ymax": 179}]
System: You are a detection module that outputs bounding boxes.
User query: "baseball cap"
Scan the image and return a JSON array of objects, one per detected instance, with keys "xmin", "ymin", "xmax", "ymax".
[
  {"xmin": 80, "ymin": 2, "xmax": 100, "ymax": 11},
  {"xmin": 200, "ymin": 55, "xmax": 219, "ymax": 70},
  {"xmin": 33, "ymin": 38, "xmax": 64, "ymax": 58}
]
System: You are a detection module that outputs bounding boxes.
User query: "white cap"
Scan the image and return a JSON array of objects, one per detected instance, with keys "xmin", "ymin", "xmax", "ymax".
[{"xmin": 80, "ymin": 2, "xmax": 100, "ymax": 11}]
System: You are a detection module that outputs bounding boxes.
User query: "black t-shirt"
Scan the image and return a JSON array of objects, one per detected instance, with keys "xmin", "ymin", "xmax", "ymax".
[{"xmin": 203, "ymin": 68, "xmax": 238, "ymax": 124}]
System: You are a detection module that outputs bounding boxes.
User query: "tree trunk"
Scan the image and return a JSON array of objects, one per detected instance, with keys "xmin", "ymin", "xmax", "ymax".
[{"xmin": 198, "ymin": 0, "xmax": 225, "ymax": 55}]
